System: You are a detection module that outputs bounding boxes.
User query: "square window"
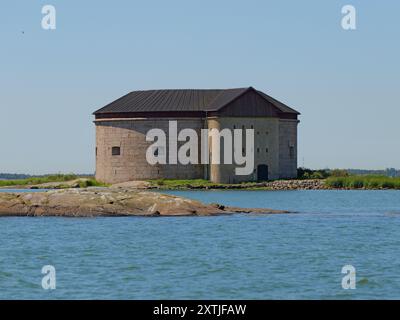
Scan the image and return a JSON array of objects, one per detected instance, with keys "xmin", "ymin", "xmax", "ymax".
[{"xmin": 112, "ymin": 146, "xmax": 120, "ymax": 156}]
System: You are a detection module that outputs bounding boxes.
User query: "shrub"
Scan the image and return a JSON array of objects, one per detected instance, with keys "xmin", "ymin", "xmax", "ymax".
[
  {"xmin": 329, "ymin": 169, "xmax": 349, "ymax": 177},
  {"xmin": 297, "ymin": 168, "xmax": 329, "ymax": 179},
  {"xmin": 310, "ymin": 172, "xmax": 325, "ymax": 179},
  {"xmin": 325, "ymin": 175, "xmax": 400, "ymax": 189}
]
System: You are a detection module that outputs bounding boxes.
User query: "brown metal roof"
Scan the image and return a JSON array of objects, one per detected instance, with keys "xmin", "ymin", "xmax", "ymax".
[{"xmin": 93, "ymin": 87, "xmax": 300, "ymax": 115}]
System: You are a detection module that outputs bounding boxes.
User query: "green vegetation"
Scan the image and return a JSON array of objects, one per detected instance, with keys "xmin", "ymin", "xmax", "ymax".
[
  {"xmin": 329, "ymin": 169, "xmax": 350, "ymax": 177},
  {"xmin": 52, "ymin": 179, "xmax": 108, "ymax": 189},
  {"xmin": 150, "ymin": 171, "xmax": 400, "ymax": 190},
  {"xmin": 2, "ymin": 171, "xmax": 399, "ymax": 190},
  {"xmin": 0, "ymin": 174, "xmax": 108, "ymax": 189},
  {"xmin": 297, "ymin": 168, "xmax": 350, "ymax": 179},
  {"xmin": 325, "ymin": 175, "xmax": 400, "ymax": 189},
  {"xmin": 0, "ymin": 174, "xmax": 78, "ymax": 187},
  {"xmin": 148, "ymin": 179, "xmax": 291, "ymax": 190},
  {"xmin": 297, "ymin": 168, "xmax": 331, "ymax": 179},
  {"xmin": 77, "ymin": 179, "xmax": 108, "ymax": 188}
]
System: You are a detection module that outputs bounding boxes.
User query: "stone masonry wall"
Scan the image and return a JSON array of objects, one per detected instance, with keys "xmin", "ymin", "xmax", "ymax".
[
  {"xmin": 95, "ymin": 117, "xmax": 299, "ymax": 184},
  {"xmin": 95, "ymin": 118, "xmax": 204, "ymax": 184},
  {"xmin": 278, "ymin": 119, "xmax": 299, "ymax": 179},
  {"xmin": 207, "ymin": 117, "xmax": 280, "ymax": 183}
]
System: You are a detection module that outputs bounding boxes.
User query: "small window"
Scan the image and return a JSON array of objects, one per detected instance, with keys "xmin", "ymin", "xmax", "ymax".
[
  {"xmin": 154, "ymin": 148, "xmax": 159, "ymax": 156},
  {"xmin": 251, "ymin": 125, "xmax": 254, "ymax": 129},
  {"xmin": 233, "ymin": 125, "xmax": 236, "ymax": 129},
  {"xmin": 257, "ymin": 148, "xmax": 260, "ymax": 153},
  {"xmin": 112, "ymin": 146, "xmax": 120, "ymax": 156},
  {"xmin": 266, "ymin": 148, "xmax": 269, "ymax": 153}
]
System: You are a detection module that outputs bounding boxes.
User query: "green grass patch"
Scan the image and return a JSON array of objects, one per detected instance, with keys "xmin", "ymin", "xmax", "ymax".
[
  {"xmin": 325, "ymin": 175, "xmax": 400, "ymax": 190},
  {"xmin": 0, "ymin": 174, "xmax": 79, "ymax": 187},
  {"xmin": 0, "ymin": 174, "xmax": 108, "ymax": 188},
  {"xmin": 148, "ymin": 179, "xmax": 277, "ymax": 190},
  {"xmin": 77, "ymin": 179, "xmax": 108, "ymax": 188}
]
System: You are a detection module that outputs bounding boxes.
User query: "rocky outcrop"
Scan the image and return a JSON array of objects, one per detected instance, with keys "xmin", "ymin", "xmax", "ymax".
[
  {"xmin": 147, "ymin": 179, "xmax": 327, "ymax": 191},
  {"xmin": 251, "ymin": 179, "xmax": 326, "ymax": 190},
  {"xmin": 0, "ymin": 189, "xmax": 289, "ymax": 217},
  {"xmin": 0, "ymin": 178, "xmax": 93, "ymax": 190}
]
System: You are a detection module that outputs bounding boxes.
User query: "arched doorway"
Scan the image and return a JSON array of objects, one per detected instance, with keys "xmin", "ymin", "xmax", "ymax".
[{"xmin": 257, "ymin": 164, "xmax": 269, "ymax": 181}]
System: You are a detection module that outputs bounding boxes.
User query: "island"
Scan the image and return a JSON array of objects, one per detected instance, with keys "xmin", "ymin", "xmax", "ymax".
[{"xmin": 0, "ymin": 188, "xmax": 289, "ymax": 217}]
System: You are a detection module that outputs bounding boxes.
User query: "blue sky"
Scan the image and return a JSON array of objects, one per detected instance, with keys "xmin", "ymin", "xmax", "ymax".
[{"xmin": 0, "ymin": 0, "xmax": 399, "ymax": 174}]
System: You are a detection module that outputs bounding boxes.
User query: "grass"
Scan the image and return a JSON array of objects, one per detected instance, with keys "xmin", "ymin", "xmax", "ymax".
[
  {"xmin": 0, "ymin": 174, "xmax": 78, "ymax": 187},
  {"xmin": 148, "ymin": 179, "xmax": 281, "ymax": 190},
  {"xmin": 324, "ymin": 175, "xmax": 400, "ymax": 189},
  {"xmin": 0, "ymin": 174, "xmax": 108, "ymax": 188},
  {"xmin": 4, "ymin": 173, "xmax": 396, "ymax": 190},
  {"xmin": 76, "ymin": 179, "xmax": 107, "ymax": 188},
  {"xmin": 150, "ymin": 175, "xmax": 400, "ymax": 190}
]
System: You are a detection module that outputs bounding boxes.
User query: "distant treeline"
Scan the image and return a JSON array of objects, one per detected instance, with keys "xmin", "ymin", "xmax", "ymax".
[
  {"xmin": 0, "ymin": 173, "xmax": 32, "ymax": 180},
  {"xmin": 0, "ymin": 173, "xmax": 94, "ymax": 180},
  {"xmin": 297, "ymin": 167, "xmax": 400, "ymax": 179},
  {"xmin": 346, "ymin": 168, "xmax": 400, "ymax": 177}
]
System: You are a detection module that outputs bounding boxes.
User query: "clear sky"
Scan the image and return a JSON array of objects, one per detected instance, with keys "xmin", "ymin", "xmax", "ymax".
[{"xmin": 1, "ymin": 0, "xmax": 399, "ymax": 174}]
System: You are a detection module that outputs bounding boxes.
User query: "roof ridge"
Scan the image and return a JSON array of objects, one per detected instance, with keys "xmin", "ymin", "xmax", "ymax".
[
  {"xmin": 129, "ymin": 88, "xmax": 248, "ymax": 92},
  {"xmin": 93, "ymin": 87, "xmax": 300, "ymax": 115},
  {"xmin": 205, "ymin": 87, "xmax": 252, "ymax": 111},
  {"xmin": 256, "ymin": 90, "xmax": 300, "ymax": 115}
]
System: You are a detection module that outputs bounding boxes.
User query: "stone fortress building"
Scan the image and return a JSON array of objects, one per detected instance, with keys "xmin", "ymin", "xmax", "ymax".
[{"xmin": 93, "ymin": 87, "xmax": 300, "ymax": 184}]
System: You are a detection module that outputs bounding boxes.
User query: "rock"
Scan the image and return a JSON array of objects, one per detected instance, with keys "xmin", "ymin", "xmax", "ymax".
[
  {"xmin": 111, "ymin": 180, "xmax": 152, "ymax": 189},
  {"xmin": 0, "ymin": 189, "xmax": 289, "ymax": 217}
]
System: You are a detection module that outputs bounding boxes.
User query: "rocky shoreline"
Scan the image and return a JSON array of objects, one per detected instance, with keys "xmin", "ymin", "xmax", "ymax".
[
  {"xmin": 145, "ymin": 179, "xmax": 327, "ymax": 191},
  {"xmin": 0, "ymin": 189, "xmax": 290, "ymax": 217}
]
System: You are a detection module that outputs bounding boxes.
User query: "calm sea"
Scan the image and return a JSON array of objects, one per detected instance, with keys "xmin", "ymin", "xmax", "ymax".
[{"xmin": 1, "ymin": 189, "xmax": 400, "ymax": 299}]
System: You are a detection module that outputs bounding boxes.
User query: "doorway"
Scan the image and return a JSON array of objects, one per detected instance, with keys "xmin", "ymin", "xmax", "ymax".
[{"xmin": 257, "ymin": 164, "xmax": 269, "ymax": 181}]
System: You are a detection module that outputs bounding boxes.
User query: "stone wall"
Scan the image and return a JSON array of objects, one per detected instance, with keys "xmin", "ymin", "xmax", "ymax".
[
  {"xmin": 278, "ymin": 119, "xmax": 299, "ymax": 179},
  {"xmin": 207, "ymin": 117, "xmax": 280, "ymax": 183},
  {"xmin": 95, "ymin": 116, "xmax": 299, "ymax": 184},
  {"xmin": 95, "ymin": 118, "xmax": 204, "ymax": 184}
]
